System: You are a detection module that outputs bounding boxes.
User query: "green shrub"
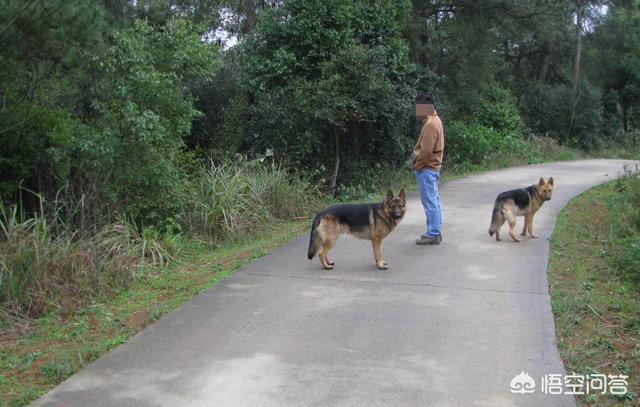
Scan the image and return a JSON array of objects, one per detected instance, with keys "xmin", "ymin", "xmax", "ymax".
[
  {"xmin": 445, "ymin": 121, "xmax": 524, "ymax": 166},
  {"xmin": 440, "ymin": 85, "xmax": 538, "ymax": 171},
  {"xmin": 520, "ymin": 80, "xmax": 604, "ymax": 150},
  {"xmin": 1, "ymin": 19, "xmax": 217, "ymax": 229},
  {"xmin": 81, "ymin": 19, "xmax": 216, "ymax": 226},
  {"xmin": 464, "ymin": 85, "xmax": 525, "ymax": 135},
  {"xmin": 241, "ymin": 0, "xmax": 415, "ymax": 188}
]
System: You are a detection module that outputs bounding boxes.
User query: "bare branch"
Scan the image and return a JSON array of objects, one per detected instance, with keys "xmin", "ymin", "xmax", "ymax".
[{"xmin": 0, "ymin": 0, "xmax": 38, "ymax": 38}]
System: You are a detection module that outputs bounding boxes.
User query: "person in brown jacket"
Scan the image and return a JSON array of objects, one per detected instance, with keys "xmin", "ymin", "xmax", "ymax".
[{"xmin": 412, "ymin": 92, "xmax": 444, "ymax": 245}]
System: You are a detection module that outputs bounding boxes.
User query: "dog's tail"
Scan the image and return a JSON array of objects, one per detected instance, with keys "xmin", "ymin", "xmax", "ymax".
[
  {"xmin": 307, "ymin": 214, "xmax": 322, "ymax": 260},
  {"xmin": 488, "ymin": 200, "xmax": 502, "ymax": 236}
]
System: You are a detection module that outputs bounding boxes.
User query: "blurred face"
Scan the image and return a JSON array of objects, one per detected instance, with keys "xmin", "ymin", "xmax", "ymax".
[{"xmin": 416, "ymin": 103, "xmax": 435, "ymax": 120}]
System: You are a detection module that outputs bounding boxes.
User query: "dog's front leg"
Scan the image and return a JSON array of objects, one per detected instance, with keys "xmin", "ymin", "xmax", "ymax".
[
  {"xmin": 372, "ymin": 238, "xmax": 388, "ymax": 270},
  {"xmin": 528, "ymin": 216, "xmax": 539, "ymax": 238},
  {"xmin": 521, "ymin": 215, "xmax": 530, "ymax": 236}
]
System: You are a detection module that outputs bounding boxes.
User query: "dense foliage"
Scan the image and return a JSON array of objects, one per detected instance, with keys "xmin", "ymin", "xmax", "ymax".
[
  {"xmin": 2, "ymin": 4, "xmax": 638, "ymax": 319},
  {"xmin": 2, "ymin": 0, "xmax": 640, "ymax": 222},
  {"xmin": 1, "ymin": 4, "xmax": 216, "ymax": 227},
  {"xmin": 240, "ymin": 0, "xmax": 415, "ymax": 191},
  {"xmin": 4, "ymin": 3, "xmax": 640, "ymax": 403}
]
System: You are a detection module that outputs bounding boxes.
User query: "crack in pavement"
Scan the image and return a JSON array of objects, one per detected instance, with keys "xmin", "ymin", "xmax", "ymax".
[{"xmin": 247, "ymin": 271, "xmax": 551, "ymax": 297}]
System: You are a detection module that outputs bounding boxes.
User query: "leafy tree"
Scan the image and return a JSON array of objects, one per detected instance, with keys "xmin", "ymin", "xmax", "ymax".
[
  {"xmin": 242, "ymin": 0, "xmax": 415, "ymax": 193},
  {"xmin": 189, "ymin": 48, "xmax": 248, "ymax": 159},
  {"xmin": 520, "ymin": 79, "xmax": 603, "ymax": 148},
  {"xmin": 1, "ymin": 10, "xmax": 216, "ymax": 226},
  {"xmin": 101, "ymin": 0, "xmax": 223, "ymax": 29},
  {"xmin": 0, "ymin": 0, "xmax": 107, "ymax": 202},
  {"xmin": 76, "ymin": 19, "xmax": 217, "ymax": 224},
  {"xmin": 587, "ymin": 0, "xmax": 640, "ymax": 137},
  {"xmin": 3, "ymin": 0, "xmax": 640, "ymax": 227},
  {"xmin": 407, "ymin": 1, "xmax": 572, "ymax": 110}
]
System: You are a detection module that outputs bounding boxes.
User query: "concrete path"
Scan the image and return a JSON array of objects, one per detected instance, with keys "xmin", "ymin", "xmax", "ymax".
[{"xmin": 33, "ymin": 159, "xmax": 637, "ymax": 407}]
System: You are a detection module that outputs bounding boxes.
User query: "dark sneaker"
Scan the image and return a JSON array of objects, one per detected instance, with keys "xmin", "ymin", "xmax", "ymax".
[{"xmin": 415, "ymin": 234, "xmax": 442, "ymax": 245}]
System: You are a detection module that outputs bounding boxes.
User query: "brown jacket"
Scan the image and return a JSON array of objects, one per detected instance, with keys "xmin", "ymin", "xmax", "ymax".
[{"xmin": 412, "ymin": 113, "xmax": 444, "ymax": 171}]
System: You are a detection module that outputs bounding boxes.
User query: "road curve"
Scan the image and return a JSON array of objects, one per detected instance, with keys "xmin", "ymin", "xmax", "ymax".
[{"xmin": 32, "ymin": 159, "xmax": 638, "ymax": 407}]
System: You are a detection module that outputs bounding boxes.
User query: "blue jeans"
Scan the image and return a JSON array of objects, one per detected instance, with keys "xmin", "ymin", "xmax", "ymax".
[{"xmin": 414, "ymin": 168, "xmax": 442, "ymax": 237}]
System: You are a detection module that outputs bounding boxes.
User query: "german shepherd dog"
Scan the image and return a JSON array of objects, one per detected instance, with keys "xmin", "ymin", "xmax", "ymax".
[
  {"xmin": 488, "ymin": 177, "xmax": 554, "ymax": 242},
  {"xmin": 308, "ymin": 190, "xmax": 406, "ymax": 270}
]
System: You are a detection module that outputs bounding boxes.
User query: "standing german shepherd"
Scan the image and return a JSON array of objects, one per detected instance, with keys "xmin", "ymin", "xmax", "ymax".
[
  {"xmin": 308, "ymin": 190, "xmax": 406, "ymax": 270},
  {"xmin": 488, "ymin": 177, "xmax": 554, "ymax": 242}
]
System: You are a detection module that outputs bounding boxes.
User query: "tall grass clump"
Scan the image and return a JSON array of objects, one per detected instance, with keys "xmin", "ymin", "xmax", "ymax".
[
  {"xmin": 0, "ymin": 197, "xmax": 176, "ymax": 321},
  {"xmin": 608, "ymin": 165, "xmax": 640, "ymax": 285},
  {"xmin": 184, "ymin": 159, "xmax": 320, "ymax": 241},
  {"xmin": 523, "ymin": 136, "xmax": 583, "ymax": 162},
  {"xmin": 1, "ymin": 159, "xmax": 320, "ymax": 322}
]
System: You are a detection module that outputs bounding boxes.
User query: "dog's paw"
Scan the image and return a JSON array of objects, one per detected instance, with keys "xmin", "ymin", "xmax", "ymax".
[
  {"xmin": 530, "ymin": 234, "xmax": 539, "ymax": 238},
  {"xmin": 327, "ymin": 260, "xmax": 335, "ymax": 266},
  {"xmin": 520, "ymin": 232, "xmax": 526, "ymax": 236},
  {"xmin": 377, "ymin": 261, "xmax": 388, "ymax": 270},
  {"xmin": 323, "ymin": 264, "xmax": 334, "ymax": 270}
]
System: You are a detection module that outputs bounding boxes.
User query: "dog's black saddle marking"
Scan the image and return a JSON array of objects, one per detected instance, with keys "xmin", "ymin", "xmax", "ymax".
[
  {"xmin": 497, "ymin": 186, "xmax": 535, "ymax": 209},
  {"xmin": 319, "ymin": 203, "xmax": 381, "ymax": 227}
]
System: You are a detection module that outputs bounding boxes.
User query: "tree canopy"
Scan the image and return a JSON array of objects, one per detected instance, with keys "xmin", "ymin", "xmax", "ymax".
[{"xmin": 2, "ymin": 0, "xmax": 639, "ymax": 225}]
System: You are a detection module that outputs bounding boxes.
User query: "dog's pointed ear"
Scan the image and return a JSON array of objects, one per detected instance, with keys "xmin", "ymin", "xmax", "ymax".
[
  {"xmin": 547, "ymin": 177, "xmax": 554, "ymax": 186},
  {"xmin": 386, "ymin": 190, "xmax": 394, "ymax": 201},
  {"xmin": 399, "ymin": 189, "xmax": 406, "ymax": 201},
  {"xmin": 539, "ymin": 177, "xmax": 545, "ymax": 186}
]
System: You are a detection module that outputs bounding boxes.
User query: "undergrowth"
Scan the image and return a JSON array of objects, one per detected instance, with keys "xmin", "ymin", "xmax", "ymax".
[{"xmin": 549, "ymin": 165, "xmax": 640, "ymax": 406}]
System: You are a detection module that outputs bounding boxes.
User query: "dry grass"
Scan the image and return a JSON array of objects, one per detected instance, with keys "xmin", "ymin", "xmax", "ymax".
[
  {"xmin": 183, "ymin": 159, "xmax": 320, "ymax": 240},
  {"xmin": 0, "ymin": 219, "xmax": 307, "ymax": 407},
  {"xmin": 0, "ymin": 202, "xmax": 176, "ymax": 321}
]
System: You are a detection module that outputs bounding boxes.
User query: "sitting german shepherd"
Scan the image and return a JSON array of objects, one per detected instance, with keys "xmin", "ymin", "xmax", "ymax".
[
  {"xmin": 488, "ymin": 177, "xmax": 554, "ymax": 242},
  {"xmin": 307, "ymin": 190, "xmax": 406, "ymax": 270}
]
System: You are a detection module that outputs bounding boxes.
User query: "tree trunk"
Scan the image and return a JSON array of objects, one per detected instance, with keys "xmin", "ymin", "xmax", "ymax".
[
  {"xmin": 329, "ymin": 130, "xmax": 340, "ymax": 197},
  {"xmin": 621, "ymin": 102, "xmax": 629, "ymax": 133},
  {"xmin": 573, "ymin": 1, "xmax": 583, "ymax": 94},
  {"xmin": 568, "ymin": 0, "xmax": 583, "ymax": 142},
  {"xmin": 539, "ymin": 43, "xmax": 550, "ymax": 84},
  {"xmin": 241, "ymin": 0, "xmax": 263, "ymax": 37}
]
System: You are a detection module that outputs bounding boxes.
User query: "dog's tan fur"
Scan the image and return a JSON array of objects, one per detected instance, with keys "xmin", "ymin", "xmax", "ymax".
[
  {"xmin": 489, "ymin": 177, "xmax": 554, "ymax": 242},
  {"xmin": 308, "ymin": 190, "xmax": 406, "ymax": 270}
]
